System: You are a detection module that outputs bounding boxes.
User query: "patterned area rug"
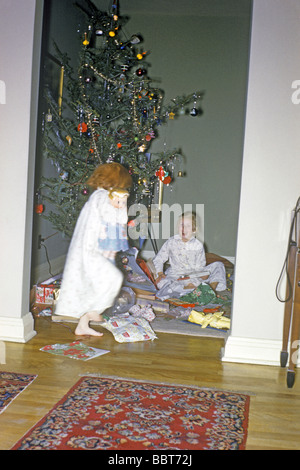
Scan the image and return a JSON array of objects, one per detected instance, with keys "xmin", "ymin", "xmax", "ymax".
[
  {"xmin": 12, "ymin": 376, "xmax": 249, "ymax": 450},
  {"xmin": 0, "ymin": 371, "xmax": 37, "ymax": 414}
]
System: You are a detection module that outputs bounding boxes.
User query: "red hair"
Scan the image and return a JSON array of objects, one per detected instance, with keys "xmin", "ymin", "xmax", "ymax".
[{"xmin": 87, "ymin": 162, "xmax": 132, "ymax": 190}]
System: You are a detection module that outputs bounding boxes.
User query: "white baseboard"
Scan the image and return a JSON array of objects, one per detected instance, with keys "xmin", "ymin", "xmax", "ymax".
[
  {"xmin": 0, "ymin": 312, "xmax": 36, "ymax": 343},
  {"xmin": 222, "ymin": 335, "xmax": 300, "ymax": 367}
]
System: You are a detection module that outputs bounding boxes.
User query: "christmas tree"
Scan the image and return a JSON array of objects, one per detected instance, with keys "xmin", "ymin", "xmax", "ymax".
[{"xmin": 40, "ymin": 0, "xmax": 203, "ymax": 239}]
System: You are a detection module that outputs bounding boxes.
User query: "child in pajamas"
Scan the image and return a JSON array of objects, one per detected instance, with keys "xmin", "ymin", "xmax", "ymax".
[{"xmin": 153, "ymin": 212, "xmax": 226, "ymax": 300}]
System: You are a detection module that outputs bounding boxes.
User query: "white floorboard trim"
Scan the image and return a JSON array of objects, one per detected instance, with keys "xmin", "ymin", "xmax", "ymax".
[{"xmin": 222, "ymin": 335, "xmax": 300, "ymax": 367}]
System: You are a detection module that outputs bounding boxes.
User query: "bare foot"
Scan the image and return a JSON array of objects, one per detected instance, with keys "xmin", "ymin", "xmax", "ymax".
[
  {"xmin": 75, "ymin": 311, "xmax": 103, "ymax": 336},
  {"xmin": 75, "ymin": 326, "xmax": 103, "ymax": 336}
]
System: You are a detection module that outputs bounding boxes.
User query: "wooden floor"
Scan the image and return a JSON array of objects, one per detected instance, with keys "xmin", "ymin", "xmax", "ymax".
[{"xmin": 0, "ymin": 316, "xmax": 300, "ymax": 450}]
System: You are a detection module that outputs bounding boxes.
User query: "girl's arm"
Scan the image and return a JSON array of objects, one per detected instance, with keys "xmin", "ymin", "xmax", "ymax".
[{"xmin": 152, "ymin": 240, "xmax": 170, "ymax": 277}]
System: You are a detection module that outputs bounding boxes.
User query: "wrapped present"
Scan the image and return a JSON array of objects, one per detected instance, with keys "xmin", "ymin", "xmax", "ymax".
[
  {"xmin": 34, "ymin": 274, "xmax": 62, "ymax": 304},
  {"xmin": 101, "ymin": 316, "xmax": 157, "ymax": 343},
  {"xmin": 129, "ymin": 304, "xmax": 156, "ymax": 322},
  {"xmin": 188, "ymin": 309, "xmax": 230, "ymax": 330}
]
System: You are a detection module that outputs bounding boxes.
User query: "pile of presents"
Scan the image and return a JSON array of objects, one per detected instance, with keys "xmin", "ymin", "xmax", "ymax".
[
  {"xmin": 30, "ymin": 248, "xmax": 164, "ymax": 318},
  {"xmin": 30, "ymin": 248, "xmax": 231, "ymax": 333}
]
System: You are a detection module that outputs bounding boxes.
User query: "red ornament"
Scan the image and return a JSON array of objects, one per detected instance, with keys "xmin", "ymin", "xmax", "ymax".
[
  {"xmin": 35, "ymin": 203, "xmax": 44, "ymax": 215},
  {"xmin": 117, "ymin": 142, "xmax": 122, "ymax": 148},
  {"xmin": 155, "ymin": 166, "xmax": 166, "ymax": 181},
  {"xmin": 77, "ymin": 122, "xmax": 88, "ymax": 133},
  {"xmin": 163, "ymin": 175, "xmax": 172, "ymax": 185}
]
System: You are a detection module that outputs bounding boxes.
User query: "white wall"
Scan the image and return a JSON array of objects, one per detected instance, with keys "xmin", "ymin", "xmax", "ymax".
[
  {"xmin": 0, "ymin": 0, "xmax": 43, "ymax": 341},
  {"xmin": 223, "ymin": 0, "xmax": 300, "ymax": 365}
]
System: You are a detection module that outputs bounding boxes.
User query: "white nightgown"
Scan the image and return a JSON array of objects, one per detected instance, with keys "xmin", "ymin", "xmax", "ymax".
[
  {"xmin": 54, "ymin": 188, "xmax": 127, "ymax": 318},
  {"xmin": 152, "ymin": 235, "xmax": 226, "ymax": 300}
]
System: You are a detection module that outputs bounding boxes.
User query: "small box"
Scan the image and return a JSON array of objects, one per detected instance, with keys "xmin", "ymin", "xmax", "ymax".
[
  {"xmin": 34, "ymin": 274, "xmax": 62, "ymax": 304},
  {"xmin": 136, "ymin": 297, "xmax": 169, "ymax": 313}
]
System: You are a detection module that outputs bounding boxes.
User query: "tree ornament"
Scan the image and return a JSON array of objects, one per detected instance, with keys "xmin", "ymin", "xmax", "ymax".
[
  {"xmin": 60, "ymin": 171, "xmax": 69, "ymax": 180},
  {"xmin": 155, "ymin": 166, "xmax": 167, "ymax": 181},
  {"xmin": 83, "ymin": 33, "xmax": 89, "ymax": 46},
  {"xmin": 155, "ymin": 166, "xmax": 168, "ymax": 210},
  {"xmin": 136, "ymin": 68, "xmax": 146, "ymax": 77},
  {"xmin": 120, "ymin": 34, "xmax": 141, "ymax": 50},
  {"xmin": 66, "ymin": 135, "xmax": 72, "ymax": 145},
  {"xmin": 45, "ymin": 109, "xmax": 52, "ymax": 122},
  {"xmin": 82, "ymin": 187, "xmax": 89, "ymax": 196},
  {"xmin": 190, "ymin": 94, "xmax": 199, "ymax": 116},
  {"xmin": 35, "ymin": 203, "xmax": 44, "ymax": 215},
  {"xmin": 168, "ymin": 111, "xmax": 175, "ymax": 120},
  {"xmin": 35, "ymin": 191, "xmax": 44, "ymax": 215},
  {"xmin": 190, "ymin": 107, "xmax": 198, "ymax": 116},
  {"xmin": 77, "ymin": 122, "xmax": 88, "ymax": 133},
  {"xmin": 138, "ymin": 144, "xmax": 147, "ymax": 152},
  {"xmin": 163, "ymin": 175, "xmax": 172, "ymax": 185}
]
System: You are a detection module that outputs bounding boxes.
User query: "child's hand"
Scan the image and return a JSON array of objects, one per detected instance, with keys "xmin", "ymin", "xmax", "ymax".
[{"xmin": 102, "ymin": 250, "xmax": 117, "ymax": 260}]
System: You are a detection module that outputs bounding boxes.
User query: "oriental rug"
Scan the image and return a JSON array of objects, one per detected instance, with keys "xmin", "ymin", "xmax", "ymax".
[
  {"xmin": 12, "ymin": 376, "xmax": 249, "ymax": 450},
  {"xmin": 0, "ymin": 371, "xmax": 37, "ymax": 414}
]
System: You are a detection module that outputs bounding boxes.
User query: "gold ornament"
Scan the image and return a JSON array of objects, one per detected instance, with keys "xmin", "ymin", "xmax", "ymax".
[{"xmin": 83, "ymin": 33, "xmax": 89, "ymax": 46}]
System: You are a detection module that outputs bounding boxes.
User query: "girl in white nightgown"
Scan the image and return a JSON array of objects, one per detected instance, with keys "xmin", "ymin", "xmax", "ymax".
[{"xmin": 54, "ymin": 162, "xmax": 132, "ymax": 336}]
